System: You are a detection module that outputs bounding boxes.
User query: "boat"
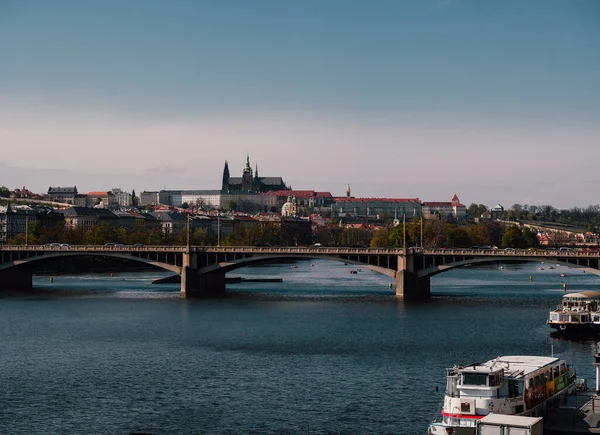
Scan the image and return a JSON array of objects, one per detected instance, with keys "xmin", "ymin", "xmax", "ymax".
[
  {"xmin": 560, "ymin": 273, "xmax": 567, "ymax": 277},
  {"xmin": 547, "ymin": 291, "xmax": 600, "ymax": 335},
  {"xmin": 428, "ymin": 355, "xmax": 577, "ymax": 435}
]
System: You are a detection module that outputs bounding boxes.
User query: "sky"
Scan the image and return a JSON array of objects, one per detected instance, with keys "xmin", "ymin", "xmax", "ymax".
[{"xmin": 0, "ymin": 0, "xmax": 599, "ymax": 209}]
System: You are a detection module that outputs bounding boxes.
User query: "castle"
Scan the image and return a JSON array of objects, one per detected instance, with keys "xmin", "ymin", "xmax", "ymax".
[{"xmin": 221, "ymin": 155, "xmax": 289, "ymax": 193}]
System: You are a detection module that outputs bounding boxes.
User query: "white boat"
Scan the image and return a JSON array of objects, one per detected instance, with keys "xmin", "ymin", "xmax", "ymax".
[
  {"xmin": 428, "ymin": 355, "xmax": 577, "ymax": 435},
  {"xmin": 547, "ymin": 291, "xmax": 600, "ymax": 336}
]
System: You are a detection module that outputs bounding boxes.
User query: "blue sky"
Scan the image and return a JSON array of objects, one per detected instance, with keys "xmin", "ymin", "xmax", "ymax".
[{"xmin": 1, "ymin": 0, "xmax": 599, "ymax": 208}]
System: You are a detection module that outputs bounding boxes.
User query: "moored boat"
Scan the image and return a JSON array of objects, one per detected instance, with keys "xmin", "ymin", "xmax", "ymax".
[
  {"xmin": 428, "ymin": 355, "xmax": 577, "ymax": 435},
  {"xmin": 547, "ymin": 291, "xmax": 600, "ymax": 336}
]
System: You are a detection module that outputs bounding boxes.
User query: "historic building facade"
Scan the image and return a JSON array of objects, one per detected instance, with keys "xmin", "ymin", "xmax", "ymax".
[{"xmin": 422, "ymin": 194, "xmax": 467, "ymax": 220}]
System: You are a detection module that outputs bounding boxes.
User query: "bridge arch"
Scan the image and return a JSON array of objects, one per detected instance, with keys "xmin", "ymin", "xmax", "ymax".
[
  {"xmin": 200, "ymin": 254, "xmax": 397, "ymax": 279},
  {"xmin": 0, "ymin": 252, "xmax": 182, "ymax": 275},
  {"xmin": 417, "ymin": 256, "xmax": 600, "ymax": 278}
]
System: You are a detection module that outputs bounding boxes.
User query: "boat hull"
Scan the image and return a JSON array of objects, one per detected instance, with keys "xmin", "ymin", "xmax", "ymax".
[
  {"xmin": 548, "ymin": 322, "xmax": 593, "ymax": 336},
  {"xmin": 429, "ymin": 422, "xmax": 476, "ymax": 434}
]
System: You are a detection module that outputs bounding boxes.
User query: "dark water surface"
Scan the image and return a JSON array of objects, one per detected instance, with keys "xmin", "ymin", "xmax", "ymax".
[{"xmin": 1, "ymin": 261, "xmax": 599, "ymax": 434}]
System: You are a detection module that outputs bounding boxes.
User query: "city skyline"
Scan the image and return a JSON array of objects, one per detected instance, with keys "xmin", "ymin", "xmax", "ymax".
[{"xmin": 1, "ymin": 0, "xmax": 599, "ymax": 208}]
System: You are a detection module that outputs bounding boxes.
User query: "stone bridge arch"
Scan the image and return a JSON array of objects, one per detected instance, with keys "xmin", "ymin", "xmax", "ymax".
[
  {"xmin": 199, "ymin": 253, "xmax": 397, "ymax": 279},
  {"xmin": 416, "ymin": 256, "xmax": 600, "ymax": 278},
  {"xmin": 0, "ymin": 252, "xmax": 182, "ymax": 290}
]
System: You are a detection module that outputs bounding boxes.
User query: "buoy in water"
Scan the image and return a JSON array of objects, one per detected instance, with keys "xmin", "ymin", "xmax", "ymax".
[
  {"xmin": 50, "ymin": 277, "xmax": 53, "ymax": 283},
  {"xmin": 389, "ymin": 283, "xmax": 393, "ymax": 289},
  {"xmin": 563, "ymin": 283, "xmax": 567, "ymax": 292},
  {"xmin": 529, "ymin": 275, "xmax": 533, "ymax": 282}
]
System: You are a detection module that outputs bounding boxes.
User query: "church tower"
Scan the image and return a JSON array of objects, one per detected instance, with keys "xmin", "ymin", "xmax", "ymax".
[
  {"xmin": 252, "ymin": 163, "xmax": 261, "ymax": 192},
  {"xmin": 346, "ymin": 184, "xmax": 352, "ymax": 198},
  {"xmin": 241, "ymin": 154, "xmax": 253, "ymax": 191},
  {"xmin": 221, "ymin": 160, "xmax": 230, "ymax": 191}
]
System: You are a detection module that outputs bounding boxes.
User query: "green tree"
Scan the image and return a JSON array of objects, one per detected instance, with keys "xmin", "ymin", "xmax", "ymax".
[
  {"xmin": 446, "ymin": 227, "xmax": 471, "ymax": 248},
  {"xmin": 370, "ymin": 228, "xmax": 389, "ymax": 248},
  {"xmin": 388, "ymin": 226, "xmax": 403, "ymax": 248},
  {"xmin": 0, "ymin": 186, "xmax": 10, "ymax": 198},
  {"xmin": 131, "ymin": 189, "xmax": 139, "ymax": 207},
  {"xmin": 501, "ymin": 226, "xmax": 527, "ymax": 248}
]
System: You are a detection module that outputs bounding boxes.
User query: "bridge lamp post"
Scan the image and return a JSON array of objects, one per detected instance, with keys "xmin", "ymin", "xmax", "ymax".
[
  {"xmin": 403, "ymin": 213, "xmax": 406, "ymax": 255},
  {"xmin": 420, "ymin": 216, "xmax": 423, "ymax": 249},
  {"xmin": 186, "ymin": 210, "xmax": 191, "ymax": 251},
  {"xmin": 217, "ymin": 208, "xmax": 221, "ymax": 247}
]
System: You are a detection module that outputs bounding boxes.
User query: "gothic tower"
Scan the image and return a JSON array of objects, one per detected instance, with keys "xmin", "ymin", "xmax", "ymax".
[
  {"xmin": 241, "ymin": 154, "xmax": 253, "ymax": 191},
  {"xmin": 222, "ymin": 160, "xmax": 230, "ymax": 191}
]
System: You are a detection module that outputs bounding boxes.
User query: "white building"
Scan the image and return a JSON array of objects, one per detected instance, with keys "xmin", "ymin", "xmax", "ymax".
[
  {"xmin": 422, "ymin": 194, "xmax": 467, "ymax": 220},
  {"xmin": 111, "ymin": 188, "xmax": 132, "ymax": 207}
]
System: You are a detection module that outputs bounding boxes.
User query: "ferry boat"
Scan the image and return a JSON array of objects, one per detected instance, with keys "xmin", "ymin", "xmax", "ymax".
[
  {"xmin": 547, "ymin": 291, "xmax": 600, "ymax": 335},
  {"xmin": 428, "ymin": 355, "xmax": 576, "ymax": 435}
]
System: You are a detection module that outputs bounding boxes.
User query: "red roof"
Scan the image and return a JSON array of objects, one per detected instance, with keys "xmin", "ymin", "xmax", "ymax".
[
  {"xmin": 263, "ymin": 189, "xmax": 334, "ymax": 199},
  {"xmin": 87, "ymin": 191, "xmax": 110, "ymax": 196},
  {"xmin": 423, "ymin": 202, "xmax": 453, "ymax": 206},
  {"xmin": 332, "ymin": 197, "xmax": 420, "ymax": 203},
  {"xmin": 451, "ymin": 193, "xmax": 460, "ymax": 202}
]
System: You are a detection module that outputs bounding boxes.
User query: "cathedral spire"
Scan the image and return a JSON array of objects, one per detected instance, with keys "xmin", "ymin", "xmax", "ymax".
[
  {"xmin": 222, "ymin": 160, "xmax": 230, "ymax": 191},
  {"xmin": 244, "ymin": 154, "xmax": 251, "ymax": 173}
]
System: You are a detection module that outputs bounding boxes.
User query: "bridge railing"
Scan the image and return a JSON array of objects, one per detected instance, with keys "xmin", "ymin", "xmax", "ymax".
[
  {"xmin": 0, "ymin": 245, "xmax": 186, "ymax": 252},
  {"xmin": 1, "ymin": 245, "xmax": 599, "ymax": 257},
  {"xmin": 422, "ymin": 248, "xmax": 600, "ymax": 257}
]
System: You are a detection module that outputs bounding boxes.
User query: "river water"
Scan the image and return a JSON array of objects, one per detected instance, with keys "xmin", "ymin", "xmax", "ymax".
[{"xmin": 1, "ymin": 260, "xmax": 599, "ymax": 434}]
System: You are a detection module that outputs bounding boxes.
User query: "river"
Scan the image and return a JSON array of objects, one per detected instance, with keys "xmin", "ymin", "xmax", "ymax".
[{"xmin": 0, "ymin": 260, "xmax": 599, "ymax": 434}]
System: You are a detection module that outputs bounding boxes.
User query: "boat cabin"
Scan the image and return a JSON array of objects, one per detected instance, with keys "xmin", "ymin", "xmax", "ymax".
[{"xmin": 560, "ymin": 291, "xmax": 600, "ymax": 312}]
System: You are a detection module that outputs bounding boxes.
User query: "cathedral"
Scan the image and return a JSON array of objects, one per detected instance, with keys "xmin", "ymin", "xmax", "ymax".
[{"xmin": 221, "ymin": 156, "xmax": 289, "ymax": 193}]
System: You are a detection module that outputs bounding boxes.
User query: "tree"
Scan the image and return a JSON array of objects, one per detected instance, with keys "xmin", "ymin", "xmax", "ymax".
[
  {"xmin": 0, "ymin": 186, "xmax": 10, "ymax": 198},
  {"xmin": 446, "ymin": 227, "xmax": 471, "ymax": 248},
  {"xmin": 370, "ymin": 228, "xmax": 389, "ymax": 248},
  {"xmin": 131, "ymin": 189, "xmax": 139, "ymax": 207},
  {"xmin": 522, "ymin": 227, "xmax": 538, "ymax": 247},
  {"xmin": 467, "ymin": 203, "xmax": 484, "ymax": 218},
  {"xmin": 501, "ymin": 226, "xmax": 522, "ymax": 248}
]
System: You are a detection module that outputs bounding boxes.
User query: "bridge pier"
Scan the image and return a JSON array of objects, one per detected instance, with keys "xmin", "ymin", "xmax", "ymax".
[
  {"xmin": 0, "ymin": 267, "xmax": 33, "ymax": 291},
  {"xmin": 395, "ymin": 270, "xmax": 430, "ymax": 300},
  {"xmin": 180, "ymin": 267, "xmax": 226, "ymax": 298},
  {"xmin": 396, "ymin": 254, "xmax": 430, "ymax": 301}
]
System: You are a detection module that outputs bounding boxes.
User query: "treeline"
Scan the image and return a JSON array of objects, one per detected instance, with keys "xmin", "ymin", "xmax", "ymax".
[
  {"xmin": 8, "ymin": 222, "xmax": 216, "ymax": 246},
  {"xmin": 467, "ymin": 203, "xmax": 600, "ymax": 232},
  {"xmin": 8, "ymin": 219, "xmax": 541, "ymax": 249},
  {"xmin": 363, "ymin": 220, "xmax": 538, "ymax": 249}
]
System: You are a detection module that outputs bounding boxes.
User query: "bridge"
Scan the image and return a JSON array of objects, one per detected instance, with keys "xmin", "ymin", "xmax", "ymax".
[{"xmin": 1, "ymin": 245, "xmax": 600, "ymax": 300}]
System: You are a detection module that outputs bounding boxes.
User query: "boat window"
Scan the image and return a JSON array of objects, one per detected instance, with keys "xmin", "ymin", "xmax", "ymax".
[
  {"xmin": 554, "ymin": 366, "xmax": 560, "ymax": 379},
  {"xmin": 489, "ymin": 373, "xmax": 502, "ymax": 387},
  {"xmin": 462, "ymin": 373, "xmax": 487, "ymax": 386},
  {"xmin": 508, "ymin": 380, "xmax": 519, "ymax": 398}
]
